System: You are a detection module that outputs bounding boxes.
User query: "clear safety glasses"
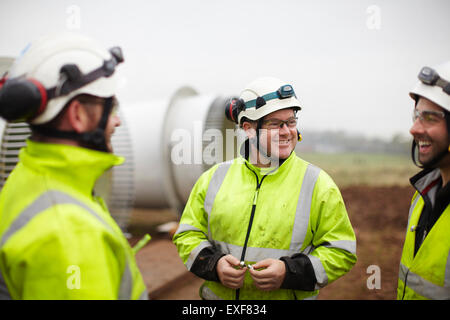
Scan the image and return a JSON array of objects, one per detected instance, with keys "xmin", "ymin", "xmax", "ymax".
[{"xmin": 412, "ymin": 108, "xmax": 445, "ymax": 127}]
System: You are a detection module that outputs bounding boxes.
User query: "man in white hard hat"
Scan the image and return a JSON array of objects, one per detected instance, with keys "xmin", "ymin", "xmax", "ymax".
[
  {"xmin": 398, "ymin": 61, "xmax": 450, "ymax": 300},
  {"xmin": 174, "ymin": 77, "xmax": 357, "ymax": 300},
  {"xmin": 0, "ymin": 33, "xmax": 147, "ymax": 299}
]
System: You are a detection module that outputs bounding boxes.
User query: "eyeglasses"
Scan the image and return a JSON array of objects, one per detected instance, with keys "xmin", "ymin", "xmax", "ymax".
[
  {"xmin": 77, "ymin": 96, "xmax": 120, "ymax": 115},
  {"xmin": 418, "ymin": 67, "xmax": 450, "ymax": 95},
  {"xmin": 245, "ymin": 84, "xmax": 297, "ymax": 109},
  {"xmin": 412, "ymin": 109, "xmax": 445, "ymax": 126},
  {"xmin": 261, "ymin": 117, "xmax": 298, "ymax": 129},
  {"xmin": 110, "ymin": 97, "xmax": 120, "ymax": 116}
]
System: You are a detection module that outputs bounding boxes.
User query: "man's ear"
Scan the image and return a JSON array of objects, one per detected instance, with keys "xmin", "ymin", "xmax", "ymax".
[
  {"xmin": 242, "ymin": 121, "xmax": 257, "ymax": 140},
  {"xmin": 66, "ymin": 99, "xmax": 90, "ymax": 133}
]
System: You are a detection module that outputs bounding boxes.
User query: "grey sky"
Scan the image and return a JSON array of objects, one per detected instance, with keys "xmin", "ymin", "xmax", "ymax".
[{"xmin": 1, "ymin": 0, "xmax": 449, "ymax": 139}]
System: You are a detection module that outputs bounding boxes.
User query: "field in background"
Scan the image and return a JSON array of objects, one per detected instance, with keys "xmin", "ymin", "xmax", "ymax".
[{"xmin": 298, "ymin": 152, "xmax": 417, "ymax": 187}]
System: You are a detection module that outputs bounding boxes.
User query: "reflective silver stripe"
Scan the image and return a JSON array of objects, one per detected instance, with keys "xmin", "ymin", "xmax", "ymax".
[
  {"xmin": 118, "ymin": 262, "xmax": 133, "ymax": 300},
  {"xmin": 399, "ymin": 262, "xmax": 408, "ymax": 283},
  {"xmin": 446, "ymin": 251, "xmax": 450, "ymax": 288},
  {"xmin": 0, "ymin": 191, "xmax": 111, "ymax": 247},
  {"xmin": 213, "ymin": 240, "xmax": 298, "ymax": 261},
  {"xmin": 213, "ymin": 240, "xmax": 321, "ymax": 262},
  {"xmin": 290, "ymin": 164, "xmax": 331, "ymax": 289},
  {"xmin": 204, "ymin": 161, "xmax": 233, "ymax": 239},
  {"xmin": 290, "ymin": 164, "xmax": 321, "ymax": 252},
  {"xmin": 0, "ymin": 190, "xmax": 136, "ymax": 300},
  {"xmin": 201, "ymin": 285, "xmax": 222, "ymax": 300},
  {"xmin": 304, "ymin": 294, "xmax": 318, "ymax": 300},
  {"xmin": 323, "ymin": 240, "xmax": 356, "ymax": 255},
  {"xmin": 139, "ymin": 289, "xmax": 149, "ymax": 300},
  {"xmin": 0, "ymin": 269, "xmax": 11, "ymax": 300},
  {"xmin": 308, "ymin": 254, "xmax": 328, "ymax": 289},
  {"xmin": 174, "ymin": 224, "xmax": 213, "ymax": 271},
  {"xmin": 399, "ymin": 262, "xmax": 450, "ymax": 299},
  {"xmin": 174, "ymin": 223, "xmax": 203, "ymax": 236},
  {"xmin": 302, "ymin": 245, "xmax": 314, "ymax": 255},
  {"xmin": 406, "ymin": 195, "xmax": 421, "ymax": 232},
  {"xmin": 186, "ymin": 240, "xmax": 213, "ymax": 270}
]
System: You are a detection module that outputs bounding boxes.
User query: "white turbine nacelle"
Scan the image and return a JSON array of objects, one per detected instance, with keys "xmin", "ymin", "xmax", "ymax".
[{"xmin": 123, "ymin": 86, "xmax": 235, "ymax": 213}]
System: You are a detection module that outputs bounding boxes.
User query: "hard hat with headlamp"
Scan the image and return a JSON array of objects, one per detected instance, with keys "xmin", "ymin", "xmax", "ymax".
[
  {"xmin": 225, "ymin": 77, "xmax": 302, "ymax": 125},
  {"xmin": 225, "ymin": 76, "xmax": 303, "ymax": 143},
  {"xmin": 409, "ymin": 61, "xmax": 450, "ymax": 168},
  {"xmin": 0, "ymin": 32, "xmax": 124, "ymax": 152},
  {"xmin": 410, "ymin": 61, "xmax": 450, "ymax": 112}
]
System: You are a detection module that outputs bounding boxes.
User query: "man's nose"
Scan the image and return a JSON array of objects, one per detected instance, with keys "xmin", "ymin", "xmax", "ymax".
[
  {"xmin": 410, "ymin": 117, "xmax": 425, "ymax": 137},
  {"xmin": 279, "ymin": 122, "xmax": 290, "ymax": 134},
  {"xmin": 113, "ymin": 114, "xmax": 122, "ymax": 128}
]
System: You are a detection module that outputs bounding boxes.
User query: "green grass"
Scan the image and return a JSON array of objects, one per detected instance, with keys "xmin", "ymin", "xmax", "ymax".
[{"xmin": 297, "ymin": 152, "xmax": 417, "ymax": 187}]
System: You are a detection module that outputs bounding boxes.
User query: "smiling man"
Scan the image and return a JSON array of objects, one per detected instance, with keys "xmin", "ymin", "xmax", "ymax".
[
  {"xmin": 398, "ymin": 62, "xmax": 450, "ymax": 300},
  {"xmin": 174, "ymin": 77, "xmax": 357, "ymax": 300}
]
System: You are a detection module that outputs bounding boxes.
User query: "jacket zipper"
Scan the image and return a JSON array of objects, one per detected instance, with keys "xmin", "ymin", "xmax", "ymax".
[{"xmin": 236, "ymin": 165, "xmax": 267, "ymax": 300}]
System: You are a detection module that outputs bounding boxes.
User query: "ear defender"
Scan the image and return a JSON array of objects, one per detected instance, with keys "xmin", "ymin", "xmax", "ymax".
[
  {"xmin": 0, "ymin": 77, "xmax": 48, "ymax": 122},
  {"xmin": 297, "ymin": 129, "xmax": 302, "ymax": 142},
  {"xmin": 225, "ymin": 97, "xmax": 245, "ymax": 124}
]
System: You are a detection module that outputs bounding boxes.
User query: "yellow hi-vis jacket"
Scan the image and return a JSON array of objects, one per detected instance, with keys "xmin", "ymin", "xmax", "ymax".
[
  {"xmin": 173, "ymin": 151, "xmax": 357, "ymax": 300},
  {"xmin": 398, "ymin": 168, "xmax": 450, "ymax": 300},
  {"xmin": 0, "ymin": 140, "xmax": 147, "ymax": 299}
]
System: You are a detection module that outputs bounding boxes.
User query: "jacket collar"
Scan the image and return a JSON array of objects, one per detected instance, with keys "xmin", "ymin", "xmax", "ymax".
[
  {"xmin": 239, "ymin": 139, "xmax": 295, "ymax": 176},
  {"xmin": 20, "ymin": 139, "xmax": 124, "ymax": 196},
  {"xmin": 410, "ymin": 168, "xmax": 443, "ymax": 209}
]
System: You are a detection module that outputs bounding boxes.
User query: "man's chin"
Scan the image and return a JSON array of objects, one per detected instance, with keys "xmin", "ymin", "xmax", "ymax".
[
  {"xmin": 277, "ymin": 147, "xmax": 294, "ymax": 160},
  {"xmin": 419, "ymin": 154, "xmax": 442, "ymax": 168}
]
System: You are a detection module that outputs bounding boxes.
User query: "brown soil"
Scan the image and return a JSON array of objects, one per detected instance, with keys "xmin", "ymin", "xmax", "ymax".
[
  {"xmin": 318, "ymin": 185, "xmax": 414, "ymax": 300},
  {"xmin": 130, "ymin": 185, "xmax": 416, "ymax": 300}
]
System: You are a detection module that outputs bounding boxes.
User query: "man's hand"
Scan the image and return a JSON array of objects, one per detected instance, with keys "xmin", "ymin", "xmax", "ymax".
[
  {"xmin": 248, "ymin": 259, "xmax": 286, "ymax": 291},
  {"xmin": 216, "ymin": 255, "xmax": 246, "ymax": 289}
]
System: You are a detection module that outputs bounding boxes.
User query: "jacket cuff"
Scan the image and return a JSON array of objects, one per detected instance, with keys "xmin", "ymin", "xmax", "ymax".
[
  {"xmin": 189, "ymin": 246, "xmax": 225, "ymax": 282},
  {"xmin": 280, "ymin": 253, "xmax": 317, "ymax": 291}
]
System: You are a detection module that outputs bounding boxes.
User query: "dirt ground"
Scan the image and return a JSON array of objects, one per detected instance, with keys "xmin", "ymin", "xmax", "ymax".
[
  {"xmin": 318, "ymin": 184, "xmax": 414, "ymax": 300},
  {"xmin": 129, "ymin": 184, "xmax": 415, "ymax": 300}
]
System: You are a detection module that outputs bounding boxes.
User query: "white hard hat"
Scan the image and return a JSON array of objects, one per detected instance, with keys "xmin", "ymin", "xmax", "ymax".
[
  {"xmin": 237, "ymin": 76, "xmax": 302, "ymax": 124},
  {"xmin": 8, "ymin": 32, "xmax": 118, "ymax": 124},
  {"xmin": 409, "ymin": 61, "xmax": 450, "ymax": 112}
]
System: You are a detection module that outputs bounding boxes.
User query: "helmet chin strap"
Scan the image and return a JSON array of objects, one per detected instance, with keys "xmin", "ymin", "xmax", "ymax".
[
  {"xmin": 31, "ymin": 97, "xmax": 113, "ymax": 152},
  {"xmin": 248, "ymin": 119, "xmax": 288, "ymax": 167}
]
